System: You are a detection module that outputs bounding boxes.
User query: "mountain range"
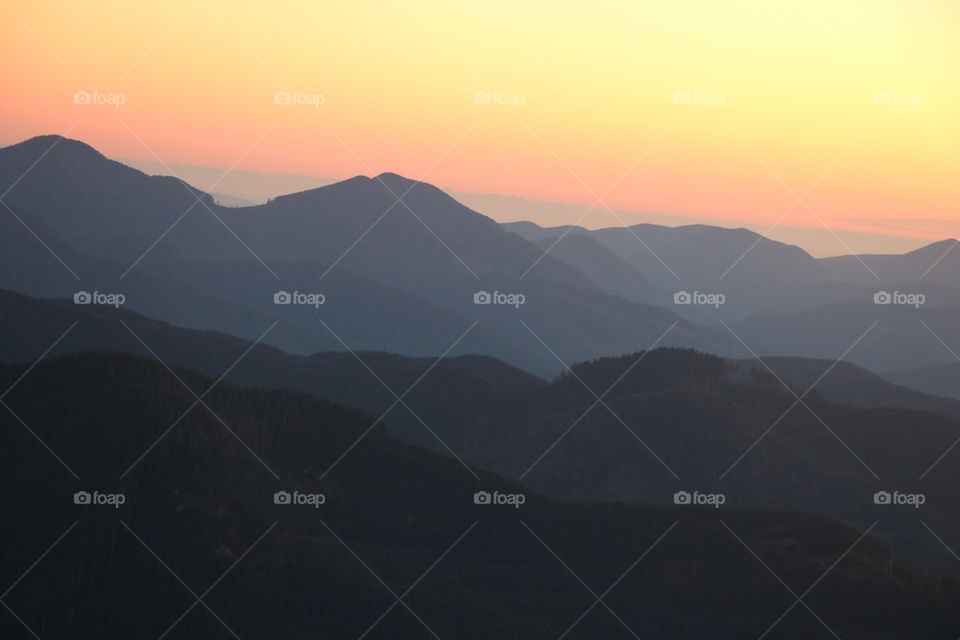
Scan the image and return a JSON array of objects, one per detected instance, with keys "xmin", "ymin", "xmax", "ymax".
[
  {"xmin": 4, "ymin": 133, "xmax": 960, "ymax": 635},
  {"xmin": 4, "ymin": 135, "xmax": 959, "ymax": 378}
]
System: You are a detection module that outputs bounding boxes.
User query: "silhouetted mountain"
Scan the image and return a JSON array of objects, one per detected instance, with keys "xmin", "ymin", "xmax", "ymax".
[
  {"xmin": 0, "ymin": 288, "xmax": 547, "ymax": 450},
  {"xmin": 729, "ymin": 303, "xmax": 960, "ymax": 372},
  {"xmin": 2, "ymin": 351, "xmax": 957, "ymax": 638},
  {"xmin": 504, "ymin": 221, "xmax": 835, "ymax": 320},
  {"xmin": 738, "ymin": 356, "xmax": 960, "ymax": 419},
  {"xmin": 531, "ymin": 234, "xmax": 663, "ymax": 304},
  {"xmin": 887, "ymin": 362, "xmax": 960, "ymax": 401},
  {"xmin": 3, "ymin": 289, "xmax": 960, "ymax": 578},
  {"xmin": 0, "ymin": 136, "xmax": 738, "ymax": 375},
  {"xmin": 820, "ymin": 239, "xmax": 960, "ymax": 286},
  {"xmin": 0, "ymin": 135, "xmax": 210, "ymax": 245}
]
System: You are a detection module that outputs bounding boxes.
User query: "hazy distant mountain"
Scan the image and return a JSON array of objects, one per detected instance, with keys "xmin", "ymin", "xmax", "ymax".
[
  {"xmin": 0, "ymin": 136, "xmax": 736, "ymax": 374},
  {"xmin": 4, "ymin": 289, "xmax": 960, "ymax": 577},
  {"xmin": 820, "ymin": 239, "xmax": 960, "ymax": 285},
  {"xmin": 887, "ymin": 362, "xmax": 960, "ymax": 401},
  {"xmin": 729, "ymin": 303, "xmax": 960, "ymax": 372},
  {"xmin": 505, "ymin": 220, "xmax": 842, "ymax": 321},
  {"xmin": 530, "ymin": 234, "xmax": 664, "ymax": 304},
  {"xmin": 4, "ymin": 351, "xmax": 954, "ymax": 638}
]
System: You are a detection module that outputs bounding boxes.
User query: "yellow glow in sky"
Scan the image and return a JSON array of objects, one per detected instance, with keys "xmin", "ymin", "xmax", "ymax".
[{"xmin": 1, "ymin": 0, "xmax": 958, "ymax": 248}]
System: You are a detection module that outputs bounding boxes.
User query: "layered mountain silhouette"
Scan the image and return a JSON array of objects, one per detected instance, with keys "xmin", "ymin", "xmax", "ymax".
[
  {"xmin": 4, "ymin": 134, "xmax": 960, "ymax": 375},
  {"xmin": 3, "ymin": 288, "xmax": 960, "ymax": 578},
  {"xmin": 2, "ymin": 350, "xmax": 958, "ymax": 638},
  {"xmin": 4, "ymin": 132, "xmax": 960, "ymax": 636},
  {"xmin": 0, "ymin": 136, "xmax": 736, "ymax": 376}
]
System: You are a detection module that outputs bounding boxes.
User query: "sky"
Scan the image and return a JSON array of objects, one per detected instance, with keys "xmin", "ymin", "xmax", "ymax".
[{"xmin": 1, "ymin": 0, "xmax": 958, "ymax": 255}]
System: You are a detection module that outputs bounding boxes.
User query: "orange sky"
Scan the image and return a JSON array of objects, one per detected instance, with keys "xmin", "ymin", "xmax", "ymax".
[{"xmin": 1, "ymin": 0, "xmax": 958, "ymax": 252}]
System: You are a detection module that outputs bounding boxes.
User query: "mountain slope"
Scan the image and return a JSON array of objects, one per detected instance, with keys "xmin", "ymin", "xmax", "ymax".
[
  {"xmin": 2, "ymin": 351, "xmax": 957, "ymax": 639},
  {"xmin": 0, "ymin": 135, "xmax": 738, "ymax": 374}
]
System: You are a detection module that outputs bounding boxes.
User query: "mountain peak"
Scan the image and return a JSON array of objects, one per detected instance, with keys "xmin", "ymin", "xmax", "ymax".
[
  {"xmin": 5, "ymin": 134, "xmax": 105, "ymax": 161},
  {"xmin": 372, "ymin": 171, "xmax": 424, "ymax": 191}
]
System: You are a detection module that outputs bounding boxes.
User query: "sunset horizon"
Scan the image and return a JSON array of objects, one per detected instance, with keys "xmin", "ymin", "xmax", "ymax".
[
  {"xmin": 3, "ymin": 3, "xmax": 960, "ymax": 638},
  {"xmin": 3, "ymin": 0, "xmax": 958, "ymax": 255}
]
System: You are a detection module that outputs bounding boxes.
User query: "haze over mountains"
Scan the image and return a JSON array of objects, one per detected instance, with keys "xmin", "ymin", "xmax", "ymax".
[
  {"xmin": 122, "ymin": 156, "xmax": 936, "ymax": 257},
  {"xmin": 2, "ymin": 135, "xmax": 959, "ymax": 378},
  {"xmin": 3, "ymin": 133, "xmax": 960, "ymax": 636}
]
